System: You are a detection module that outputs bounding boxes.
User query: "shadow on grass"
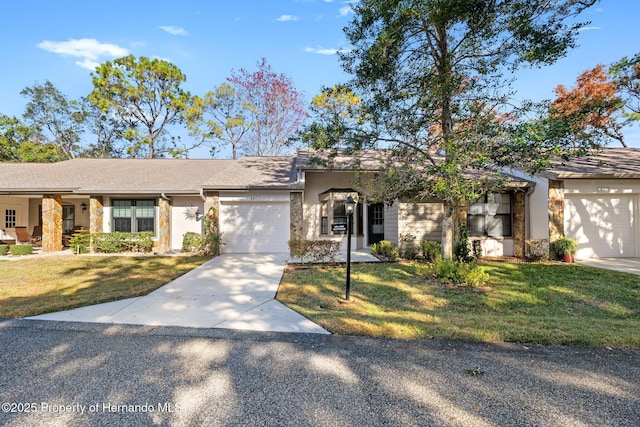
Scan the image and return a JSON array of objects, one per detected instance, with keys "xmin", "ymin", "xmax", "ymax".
[{"xmin": 0, "ymin": 256, "xmax": 209, "ymax": 318}]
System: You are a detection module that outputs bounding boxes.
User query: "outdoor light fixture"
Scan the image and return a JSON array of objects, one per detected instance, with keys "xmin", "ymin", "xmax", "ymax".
[
  {"xmin": 80, "ymin": 202, "xmax": 87, "ymax": 212},
  {"xmin": 345, "ymin": 195, "xmax": 357, "ymax": 301}
]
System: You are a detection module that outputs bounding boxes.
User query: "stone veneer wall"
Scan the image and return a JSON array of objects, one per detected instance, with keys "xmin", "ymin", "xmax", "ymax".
[
  {"xmin": 203, "ymin": 191, "xmax": 220, "ymax": 227},
  {"xmin": 89, "ymin": 196, "xmax": 104, "ymax": 234},
  {"xmin": 548, "ymin": 180, "xmax": 565, "ymax": 258},
  {"xmin": 42, "ymin": 195, "xmax": 63, "ymax": 252},
  {"xmin": 290, "ymin": 192, "xmax": 303, "ymax": 242},
  {"xmin": 157, "ymin": 197, "xmax": 171, "ymax": 252},
  {"xmin": 513, "ymin": 191, "xmax": 526, "ymax": 258}
]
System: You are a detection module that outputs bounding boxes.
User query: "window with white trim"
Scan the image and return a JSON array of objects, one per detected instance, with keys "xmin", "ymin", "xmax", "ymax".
[
  {"xmin": 468, "ymin": 193, "xmax": 512, "ymax": 237},
  {"xmin": 5, "ymin": 209, "xmax": 16, "ymax": 228},
  {"xmin": 319, "ymin": 190, "xmax": 360, "ymax": 236},
  {"xmin": 113, "ymin": 200, "xmax": 156, "ymax": 233}
]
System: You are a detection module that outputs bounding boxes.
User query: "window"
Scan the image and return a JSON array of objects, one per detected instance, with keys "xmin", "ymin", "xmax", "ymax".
[
  {"xmin": 113, "ymin": 200, "xmax": 156, "ymax": 233},
  {"xmin": 321, "ymin": 201, "xmax": 329, "ymax": 235},
  {"xmin": 62, "ymin": 206, "xmax": 75, "ymax": 234},
  {"xmin": 5, "ymin": 209, "xmax": 16, "ymax": 228},
  {"xmin": 468, "ymin": 193, "xmax": 512, "ymax": 237},
  {"xmin": 318, "ymin": 190, "xmax": 360, "ymax": 236}
]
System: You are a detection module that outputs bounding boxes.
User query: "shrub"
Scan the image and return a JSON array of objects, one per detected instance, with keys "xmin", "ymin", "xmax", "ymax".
[
  {"xmin": 454, "ymin": 224, "xmax": 475, "ymax": 263},
  {"xmin": 182, "ymin": 232, "xmax": 204, "ymax": 253},
  {"xmin": 420, "ymin": 241, "xmax": 442, "ymax": 263},
  {"xmin": 10, "ymin": 244, "xmax": 33, "ymax": 256},
  {"xmin": 402, "ymin": 245, "xmax": 419, "ymax": 260},
  {"xmin": 371, "ymin": 240, "xmax": 399, "ymax": 261},
  {"xmin": 69, "ymin": 229, "xmax": 90, "ymax": 254},
  {"xmin": 552, "ymin": 237, "xmax": 578, "ymax": 257},
  {"xmin": 288, "ymin": 239, "xmax": 341, "ymax": 263},
  {"xmin": 432, "ymin": 259, "xmax": 489, "ymax": 288},
  {"xmin": 91, "ymin": 232, "xmax": 154, "ymax": 253},
  {"xmin": 0, "ymin": 245, "xmax": 9, "ymax": 256},
  {"xmin": 525, "ymin": 239, "xmax": 549, "ymax": 261}
]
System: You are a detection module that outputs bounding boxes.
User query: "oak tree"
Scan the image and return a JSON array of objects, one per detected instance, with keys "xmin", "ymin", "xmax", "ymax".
[{"xmin": 339, "ymin": 0, "xmax": 600, "ymax": 257}]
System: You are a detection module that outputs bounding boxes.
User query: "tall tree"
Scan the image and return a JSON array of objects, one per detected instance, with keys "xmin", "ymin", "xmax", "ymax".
[
  {"xmin": 340, "ymin": 0, "xmax": 599, "ymax": 258},
  {"xmin": 89, "ymin": 55, "xmax": 193, "ymax": 158},
  {"xmin": 21, "ymin": 81, "xmax": 85, "ymax": 159},
  {"xmin": 550, "ymin": 65, "xmax": 625, "ymax": 146},
  {"xmin": 228, "ymin": 58, "xmax": 308, "ymax": 156},
  {"xmin": 0, "ymin": 114, "xmax": 65, "ymax": 162},
  {"xmin": 609, "ymin": 53, "xmax": 640, "ymax": 122},
  {"xmin": 186, "ymin": 83, "xmax": 251, "ymax": 159},
  {"xmin": 80, "ymin": 98, "xmax": 127, "ymax": 158},
  {"xmin": 302, "ymin": 85, "xmax": 370, "ymax": 149}
]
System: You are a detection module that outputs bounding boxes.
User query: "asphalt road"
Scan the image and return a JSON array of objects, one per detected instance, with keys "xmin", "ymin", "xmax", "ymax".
[{"xmin": 0, "ymin": 319, "xmax": 638, "ymax": 427}]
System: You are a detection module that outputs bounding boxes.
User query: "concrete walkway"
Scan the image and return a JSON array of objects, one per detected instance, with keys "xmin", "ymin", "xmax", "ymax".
[
  {"xmin": 29, "ymin": 254, "xmax": 329, "ymax": 334},
  {"xmin": 577, "ymin": 257, "xmax": 640, "ymax": 275}
]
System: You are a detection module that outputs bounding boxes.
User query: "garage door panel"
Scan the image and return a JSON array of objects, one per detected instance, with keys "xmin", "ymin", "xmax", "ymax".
[
  {"xmin": 220, "ymin": 201, "xmax": 289, "ymax": 253},
  {"xmin": 565, "ymin": 196, "xmax": 635, "ymax": 259}
]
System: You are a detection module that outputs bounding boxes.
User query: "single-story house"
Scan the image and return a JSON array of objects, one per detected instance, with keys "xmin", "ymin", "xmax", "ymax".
[{"xmin": 0, "ymin": 147, "xmax": 639, "ymax": 260}]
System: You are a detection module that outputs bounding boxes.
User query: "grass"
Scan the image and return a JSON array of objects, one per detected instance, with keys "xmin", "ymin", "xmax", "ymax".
[
  {"xmin": 277, "ymin": 261, "xmax": 640, "ymax": 348},
  {"xmin": 0, "ymin": 255, "xmax": 209, "ymax": 318}
]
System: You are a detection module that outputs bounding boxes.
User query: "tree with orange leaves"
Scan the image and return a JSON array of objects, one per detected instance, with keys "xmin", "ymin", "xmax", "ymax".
[{"xmin": 550, "ymin": 65, "xmax": 625, "ymax": 146}]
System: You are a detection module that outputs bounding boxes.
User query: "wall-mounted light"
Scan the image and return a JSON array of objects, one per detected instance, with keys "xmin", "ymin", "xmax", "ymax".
[{"xmin": 80, "ymin": 202, "xmax": 87, "ymax": 212}]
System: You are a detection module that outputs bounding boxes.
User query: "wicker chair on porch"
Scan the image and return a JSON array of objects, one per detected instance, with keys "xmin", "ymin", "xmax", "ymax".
[
  {"xmin": 14, "ymin": 227, "xmax": 32, "ymax": 244},
  {"xmin": 30, "ymin": 225, "xmax": 42, "ymax": 246}
]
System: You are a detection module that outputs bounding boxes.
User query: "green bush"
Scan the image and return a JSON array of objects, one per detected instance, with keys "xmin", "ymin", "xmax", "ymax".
[
  {"xmin": 0, "ymin": 245, "xmax": 9, "ymax": 256},
  {"xmin": 552, "ymin": 237, "xmax": 578, "ymax": 257},
  {"xmin": 402, "ymin": 245, "xmax": 419, "ymax": 260},
  {"xmin": 371, "ymin": 240, "xmax": 399, "ymax": 261},
  {"xmin": 182, "ymin": 232, "xmax": 204, "ymax": 253},
  {"xmin": 454, "ymin": 224, "xmax": 476, "ymax": 263},
  {"xmin": 91, "ymin": 232, "xmax": 154, "ymax": 253},
  {"xmin": 69, "ymin": 229, "xmax": 90, "ymax": 254},
  {"xmin": 420, "ymin": 241, "xmax": 442, "ymax": 262},
  {"xmin": 432, "ymin": 259, "xmax": 489, "ymax": 288},
  {"xmin": 10, "ymin": 244, "xmax": 33, "ymax": 256}
]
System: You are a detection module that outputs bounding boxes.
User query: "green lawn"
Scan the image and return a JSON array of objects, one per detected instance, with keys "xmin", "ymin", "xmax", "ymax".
[
  {"xmin": 0, "ymin": 255, "xmax": 209, "ymax": 318},
  {"xmin": 277, "ymin": 261, "xmax": 640, "ymax": 348}
]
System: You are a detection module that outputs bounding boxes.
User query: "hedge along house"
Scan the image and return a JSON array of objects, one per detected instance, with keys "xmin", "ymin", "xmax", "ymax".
[
  {"xmin": 295, "ymin": 149, "xmax": 536, "ymax": 258},
  {"xmin": 0, "ymin": 157, "xmax": 301, "ymax": 254}
]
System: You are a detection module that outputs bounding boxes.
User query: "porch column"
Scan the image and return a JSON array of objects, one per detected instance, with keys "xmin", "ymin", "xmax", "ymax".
[
  {"xmin": 157, "ymin": 197, "xmax": 171, "ymax": 252},
  {"xmin": 42, "ymin": 195, "xmax": 63, "ymax": 252},
  {"xmin": 89, "ymin": 196, "xmax": 104, "ymax": 234},
  {"xmin": 548, "ymin": 180, "xmax": 565, "ymax": 258},
  {"xmin": 513, "ymin": 192, "xmax": 526, "ymax": 258},
  {"xmin": 203, "ymin": 191, "xmax": 220, "ymax": 218},
  {"xmin": 453, "ymin": 201, "xmax": 468, "ymax": 242},
  {"xmin": 290, "ymin": 192, "xmax": 303, "ymax": 242}
]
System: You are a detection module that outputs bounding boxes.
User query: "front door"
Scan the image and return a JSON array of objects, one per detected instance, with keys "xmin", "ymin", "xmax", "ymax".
[{"xmin": 368, "ymin": 203, "xmax": 384, "ymax": 245}]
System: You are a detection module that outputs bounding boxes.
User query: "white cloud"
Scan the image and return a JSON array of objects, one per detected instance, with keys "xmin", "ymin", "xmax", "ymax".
[
  {"xmin": 338, "ymin": 6, "xmax": 353, "ymax": 16},
  {"xmin": 159, "ymin": 25, "xmax": 188, "ymax": 36},
  {"xmin": 37, "ymin": 38, "xmax": 129, "ymax": 70},
  {"xmin": 305, "ymin": 46, "xmax": 351, "ymax": 55},
  {"xmin": 578, "ymin": 26, "xmax": 601, "ymax": 32},
  {"xmin": 276, "ymin": 14, "xmax": 300, "ymax": 22}
]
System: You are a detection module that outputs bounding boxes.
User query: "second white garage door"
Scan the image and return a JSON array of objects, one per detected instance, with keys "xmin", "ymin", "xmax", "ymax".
[
  {"xmin": 219, "ymin": 199, "xmax": 290, "ymax": 253},
  {"xmin": 564, "ymin": 195, "xmax": 636, "ymax": 259}
]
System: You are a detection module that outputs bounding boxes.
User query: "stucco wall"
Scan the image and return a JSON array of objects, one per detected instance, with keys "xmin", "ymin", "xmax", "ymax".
[
  {"xmin": 0, "ymin": 196, "xmax": 29, "ymax": 230},
  {"xmin": 384, "ymin": 203, "xmax": 399, "ymax": 246},
  {"xmin": 170, "ymin": 196, "xmax": 205, "ymax": 251}
]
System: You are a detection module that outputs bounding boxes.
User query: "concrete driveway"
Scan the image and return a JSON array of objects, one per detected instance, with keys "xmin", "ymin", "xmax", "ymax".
[
  {"xmin": 29, "ymin": 254, "xmax": 329, "ymax": 334},
  {"xmin": 577, "ymin": 258, "xmax": 640, "ymax": 275}
]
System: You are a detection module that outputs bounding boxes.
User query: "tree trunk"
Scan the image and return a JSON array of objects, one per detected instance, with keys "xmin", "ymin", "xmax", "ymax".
[{"xmin": 441, "ymin": 202, "xmax": 454, "ymax": 259}]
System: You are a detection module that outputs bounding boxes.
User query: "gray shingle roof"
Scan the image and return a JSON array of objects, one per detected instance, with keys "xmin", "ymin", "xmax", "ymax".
[
  {"xmin": 0, "ymin": 156, "xmax": 300, "ymax": 194},
  {"xmin": 550, "ymin": 148, "xmax": 640, "ymax": 178}
]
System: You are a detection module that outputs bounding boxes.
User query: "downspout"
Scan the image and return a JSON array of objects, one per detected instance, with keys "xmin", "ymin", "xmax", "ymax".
[{"xmin": 199, "ymin": 188, "xmax": 206, "ymax": 202}]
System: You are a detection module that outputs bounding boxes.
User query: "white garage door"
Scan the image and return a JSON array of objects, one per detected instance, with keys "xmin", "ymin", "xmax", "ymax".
[
  {"xmin": 220, "ymin": 200, "xmax": 290, "ymax": 253},
  {"xmin": 564, "ymin": 195, "xmax": 636, "ymax": 259}
]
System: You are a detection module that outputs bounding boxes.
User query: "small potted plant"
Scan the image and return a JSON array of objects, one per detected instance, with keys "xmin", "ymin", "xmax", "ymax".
[{"xmin": 552, "ymin": 237, "xmax": 578, "ymax": 263}]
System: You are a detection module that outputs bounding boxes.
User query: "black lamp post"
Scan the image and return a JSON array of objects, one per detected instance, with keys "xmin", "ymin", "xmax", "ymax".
[{"xmin": 345, "ymin": 195, "xmax": 356, "ymax": 301}]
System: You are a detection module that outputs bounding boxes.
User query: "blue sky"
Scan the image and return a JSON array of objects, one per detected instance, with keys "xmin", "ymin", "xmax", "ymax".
[{"xmin": 1, "ymin": 0, "xmax": 639, "ymax": 157}]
